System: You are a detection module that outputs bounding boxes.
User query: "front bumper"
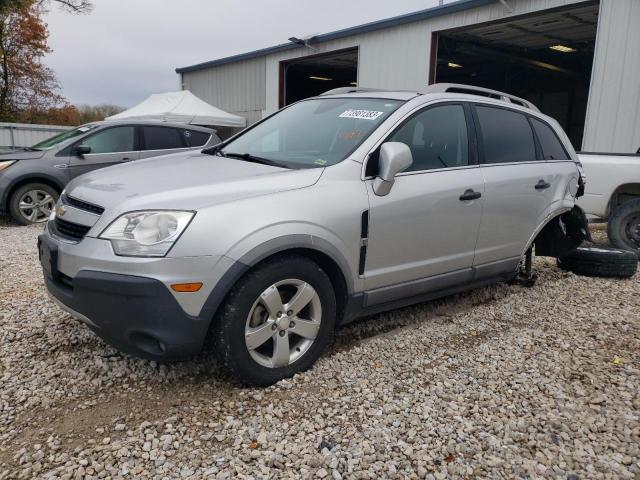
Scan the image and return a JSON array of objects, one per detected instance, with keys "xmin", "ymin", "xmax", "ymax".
[
  {"xmin": 38, "ymin": 231, "xmax": 241, "ymax": 360},
  {"xmin": 44, "ymin": 267, "xmax": 209, "ymax": 359}
]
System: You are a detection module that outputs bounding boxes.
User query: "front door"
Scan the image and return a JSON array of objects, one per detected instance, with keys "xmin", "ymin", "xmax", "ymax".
[
  {"xmin": 364, "ymin": 103, "xmax": 484, "ymax": 297},
  {"xmin": 67, "ymin": 125, "xmax": 139, "ymax": 179}
]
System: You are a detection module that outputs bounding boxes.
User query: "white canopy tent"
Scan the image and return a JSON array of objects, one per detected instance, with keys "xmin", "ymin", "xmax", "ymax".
[{"xmin": 105, "ymin": 91, "xmax": 246, "ymax": 128}]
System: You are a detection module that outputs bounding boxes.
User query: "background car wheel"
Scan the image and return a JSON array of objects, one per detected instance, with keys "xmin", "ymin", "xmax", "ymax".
[
  {"xmin": 9, "ymin": 183, "xmax": 58, "ymax": 225},
  {"xmin": 607, "ymin": 198, "xmax": 640, "ymax": 256},
  {"xmin": 212, "ymin": 254, "xmax": 336, "ymax": 386},
  {"xmin": 557, "ymin": 246, "xmax": 638, "ymax": 278}
]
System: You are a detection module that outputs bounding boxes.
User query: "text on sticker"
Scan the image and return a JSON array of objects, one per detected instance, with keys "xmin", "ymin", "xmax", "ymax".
[{"xmin": 339, "ymin": 110, "xmax": 384, "ymax": 120}]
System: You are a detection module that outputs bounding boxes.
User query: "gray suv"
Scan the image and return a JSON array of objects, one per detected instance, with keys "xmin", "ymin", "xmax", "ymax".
[
  {"xmin": 0, "ymin": 121, "xmax": 220, "ymax": 224},
  {"xmin": 38, "ymin": 84, "xmax": 588, "ymax": 386}
]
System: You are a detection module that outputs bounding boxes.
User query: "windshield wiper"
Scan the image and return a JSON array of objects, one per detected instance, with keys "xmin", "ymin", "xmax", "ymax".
[
  {"xmin": 222, "ymin": 152, "xmax": 289, "ymax": 169},
  {"xmin": 201, "ymin": 143, "xmax": 225, "ymax": 156}
]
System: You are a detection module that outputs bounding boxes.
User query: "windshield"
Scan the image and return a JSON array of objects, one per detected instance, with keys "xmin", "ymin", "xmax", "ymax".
[
  {"xmin": 31, "ymin": 124, "xmax": 98, "ymax": 150},
  {"xmin": 220, "ymin": 98, "xmax": 403, "ymax": 168}
]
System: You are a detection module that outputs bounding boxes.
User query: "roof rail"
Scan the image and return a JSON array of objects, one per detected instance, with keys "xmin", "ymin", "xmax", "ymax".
[
  {"xmin": 422, "ymin": 83, "xmax": 540, "ymax": 112},
  {"xmin": 320, "ymin": 87, "xmax": 386, "ymax": 96}
]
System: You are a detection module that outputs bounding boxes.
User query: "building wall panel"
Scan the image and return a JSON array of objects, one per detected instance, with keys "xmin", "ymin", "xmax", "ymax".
[
  {"xmin": 0, "ymin": 123, "xmax": 72, "ymax": 149},
  {"xmin": 181, "ymin": 0, "xmax": 605, "ymax": 136},
  {"xmin": 263, "ymin": 0, "xmax": 584, "ymax": 113},
  {"xmin": 181, "ymin": 56, "xmax": 266, "ymax": 124},
  {"xmin": 583, "ymin": 0, "xmax": 640, "ymax": 153}
]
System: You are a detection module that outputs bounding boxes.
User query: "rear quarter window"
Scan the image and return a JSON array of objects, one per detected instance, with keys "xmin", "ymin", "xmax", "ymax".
[
  {"xmin": 476, "ymin": 106, "xmax": 536, "ymax": 163},
  {"xmin": 530, "ymin": 118, "xmax": 570, "ymax": 160},
  {"xmin": 183, "ymin": 129, "xmax": 211, "ymax": 147}
]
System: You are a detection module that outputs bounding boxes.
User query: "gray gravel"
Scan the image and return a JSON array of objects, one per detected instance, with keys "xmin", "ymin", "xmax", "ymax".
[{"xmin": 1, "ymin": 219, "xmax": 638, "ymax": 479}]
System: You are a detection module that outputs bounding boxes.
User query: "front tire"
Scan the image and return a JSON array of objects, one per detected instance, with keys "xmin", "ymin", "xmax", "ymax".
[
  {"xmin": 607, "ymin": 198, "xmax": 640, "ymax": 256},
  {"xmin": 9, "ymin": 183, "xmax": 58, "ymax": 225},
  {"xmin": 212, "ymin": 255, "xmax": 336, "ymax": 386}
]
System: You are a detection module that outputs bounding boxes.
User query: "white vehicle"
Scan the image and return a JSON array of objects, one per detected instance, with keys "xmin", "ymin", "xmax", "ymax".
[{"xmin": 577, "ymin": 151, "xmax": 640, "ymax": 254}]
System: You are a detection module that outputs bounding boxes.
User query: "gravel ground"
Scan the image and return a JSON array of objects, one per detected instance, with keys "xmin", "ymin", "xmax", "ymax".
[{"xmin": 0, "ymin": 219, "xmax": 638, "ymax": 479}]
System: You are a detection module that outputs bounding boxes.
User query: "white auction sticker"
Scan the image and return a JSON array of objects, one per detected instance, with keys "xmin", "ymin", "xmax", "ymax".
[{"xmin": 339, "ymin": 109, "xmax": 384, "ymax": 120}]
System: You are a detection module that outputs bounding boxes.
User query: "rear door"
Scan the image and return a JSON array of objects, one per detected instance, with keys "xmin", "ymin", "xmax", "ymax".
[
  {"xmin": 529, "ymin": 116, "xmax": 578, "ymax": 211},
  {"xmin": 472, "ymin": 104, "xmax": 555, "ymax": 271},
  {"xmin": 139, "ymin": 126, "xmax": 189, "ymax": 159},
  {"xmin": 364, "ymin": 102, "xmax": 484, "ymax": 294},
  {"xmin": 67, "ymin": 125, "xmax": 139, "ymax": 179}
]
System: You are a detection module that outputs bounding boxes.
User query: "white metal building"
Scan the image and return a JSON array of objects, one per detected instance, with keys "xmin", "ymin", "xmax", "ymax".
[
  {"xmin": 0, "ymin": 122, "xmax": 72, "ymax": 150},
  {"xmin": 176, "ymin": 0, "xmax": 640, "ymax": 154}
]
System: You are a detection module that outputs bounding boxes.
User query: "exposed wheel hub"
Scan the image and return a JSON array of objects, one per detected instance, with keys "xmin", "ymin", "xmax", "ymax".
[{"xmin": 624, "ymin": 214, "xmax": 640, "ymax": 247}]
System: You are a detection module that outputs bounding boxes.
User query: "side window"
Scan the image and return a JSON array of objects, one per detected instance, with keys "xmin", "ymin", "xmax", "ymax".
[
  {"xmin": 530, "ymin": 118, "xmax": 570, "ymax": 160},
  {"xmin": 142, "ymin": 127, "xmax": 186, "ymax": 150},
  {"xmin": 183, "ymin": 129, "xmax": 211, "ymax": 147},
  {"xmin": 476, "ymin": 106, "xmax": 536, "ymax": 163},
  {"xmin": 81, "ymin": 127, "xmax": 135, "ymax": 154},
  {"xmin": 388, "ymin": 104, "xmax": 469, "ymax": 172}
]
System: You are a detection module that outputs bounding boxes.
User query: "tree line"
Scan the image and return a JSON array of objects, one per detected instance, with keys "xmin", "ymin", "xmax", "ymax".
[{"xmin": 0, "ymin": 0, "xmax": 123, "ymax": 125}]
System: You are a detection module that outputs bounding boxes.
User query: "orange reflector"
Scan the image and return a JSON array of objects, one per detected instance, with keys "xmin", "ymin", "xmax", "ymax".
[{"xmin": 171, "ymin": 282, "xmax": 203, "ymax": 293}]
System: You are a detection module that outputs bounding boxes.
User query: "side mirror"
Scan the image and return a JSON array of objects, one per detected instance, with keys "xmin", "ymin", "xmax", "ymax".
[
  {"xmin": 373, "ymin": 142, "xmax": 413, "ymax": 196},
  {"xmin": 75, "ymin": 145, "xmax": 91, "ymax": 157}
]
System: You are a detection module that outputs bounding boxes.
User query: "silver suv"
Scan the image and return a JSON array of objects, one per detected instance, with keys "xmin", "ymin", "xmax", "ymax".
[
  {"xmin": 39, "ymin": 84, "xmax": 588, "ymax": 386},
  {"xmin": 0, "ymin": 121, "xmax": 220, "ymax": 225}
]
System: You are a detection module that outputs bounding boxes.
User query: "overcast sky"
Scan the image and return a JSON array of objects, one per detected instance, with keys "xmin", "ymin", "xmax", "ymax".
[{"xmin": 43, "ymin": 0, "xmax": 443, "ymax": 108}]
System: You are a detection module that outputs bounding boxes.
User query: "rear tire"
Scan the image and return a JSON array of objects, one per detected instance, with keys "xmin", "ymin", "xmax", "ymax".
[
  {"xmin": 607, "ymin": 198, "xmax": 640, "ymax": 256},
  {"xmin": 557, "ymin": 246, "xmax": 638, "ymax": 278},
  {"xmin": 9, "ymin": 183, "xmax": 58, "ymax": 225},
  {"xmin": 211, "ymin": 255, "xmax": 336, "ymax": 386}
]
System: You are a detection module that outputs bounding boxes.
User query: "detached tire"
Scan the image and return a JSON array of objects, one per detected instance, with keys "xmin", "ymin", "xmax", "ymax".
[
  {"xmin": 607, "ymin": 198, "xmax": 640, "ymax": 256},
  {"xmin": 211, "ymin": 255, "xmax": 336, "ymax": 387},
  {"xmin": 557, "ymin": 246, "xmax": 638, "ymax": 278}
]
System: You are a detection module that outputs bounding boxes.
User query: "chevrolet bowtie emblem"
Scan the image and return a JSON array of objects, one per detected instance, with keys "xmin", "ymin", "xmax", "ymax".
[{"xmin": 55, "ymin": 205, "xmax": 66, "ymax": 217}]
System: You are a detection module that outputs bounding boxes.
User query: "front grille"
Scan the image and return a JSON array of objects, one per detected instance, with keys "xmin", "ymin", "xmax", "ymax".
[
  {"xmin": 53, "ymin": 217, "xmax": 91, "ymax": 241},
  {"xmin": 62, "ymin": 193, "xmax": 105, "ymax": 215}
]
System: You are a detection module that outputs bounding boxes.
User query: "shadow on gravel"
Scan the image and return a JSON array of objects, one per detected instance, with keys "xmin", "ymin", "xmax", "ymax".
[{"xmin": 0, "ymin": 214, "xmax": 19, "ymax": 226}]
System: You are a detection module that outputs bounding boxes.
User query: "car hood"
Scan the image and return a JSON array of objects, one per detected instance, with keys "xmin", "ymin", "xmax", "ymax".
[
  {"xmin": 0, "ymin": 149, "xmax": 47, "ymax": 161},
  {"xmin": 65, "ymin": 151, "xmax": 324, "ymax": 213}
]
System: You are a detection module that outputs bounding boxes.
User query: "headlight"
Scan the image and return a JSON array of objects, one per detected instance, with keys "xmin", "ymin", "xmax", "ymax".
[
  {"xmin": 0, "ymin": 160, "xmax": 16, "ymax": 172},
  {"xmin": 100, "ymin": 210, "xmax": 194, "ymax": 257}
]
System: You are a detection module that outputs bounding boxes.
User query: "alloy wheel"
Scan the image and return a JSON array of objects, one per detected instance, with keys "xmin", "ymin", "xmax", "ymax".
[
  {"xmin": 244, "ymin": 278, "xmax": 322, "ymax": 369},
  {"xmin": 18, "ymin": 190, "xmax": 55, "ymax": 223}
]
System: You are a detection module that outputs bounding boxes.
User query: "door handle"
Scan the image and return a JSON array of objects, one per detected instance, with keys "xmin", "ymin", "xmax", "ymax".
[
  {"xmin": 535, "ymin": 180, "xmax": 551, "ymax": 190},
  {"xmin": 459, "ymin": 189, "xmax": 482, "ymax": 201},
  {"xmin": 122, "ymin": 157, "xmax": 131, "ymax": 161}
]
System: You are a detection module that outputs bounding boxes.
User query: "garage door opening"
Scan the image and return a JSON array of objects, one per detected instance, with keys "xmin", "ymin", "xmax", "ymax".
[
  {"xmin": 434, "ymin": 2, "xmax": 598, "ymax": 149},
  {"xmin": 280, "ymin": 48, "xmax": 358, "ymax": 107}
]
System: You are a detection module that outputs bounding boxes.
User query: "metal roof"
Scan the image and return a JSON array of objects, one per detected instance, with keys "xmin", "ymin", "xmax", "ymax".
[{"xmin": 175, "ymin": 0, "xmax": 497, "ymax": 74}]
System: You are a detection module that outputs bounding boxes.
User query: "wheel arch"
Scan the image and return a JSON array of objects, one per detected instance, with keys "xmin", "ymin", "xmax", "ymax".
[
  {"xmin": 3, "ymin": 174, "xmax": 64, "ymax": 211},
  {"xmin": 531, "ymin": 206, "xmax": 591, "ymax": 258},
  {"xmin": 200, "ymin": 236, "xmax": 354, "ymax": 329},
  {"xmin": 607, "ymin": 183, "xmax": 640, "ymax": 217}
]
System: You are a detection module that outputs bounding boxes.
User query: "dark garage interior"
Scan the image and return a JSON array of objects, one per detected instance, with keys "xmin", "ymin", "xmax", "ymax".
[
  {"xmin": 434, "ymin": 2, "xmax": 599, "ymax": 149},
  {"xmin": 280, "ymin": 48, "xmax": 358, "ymax": 107}
]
